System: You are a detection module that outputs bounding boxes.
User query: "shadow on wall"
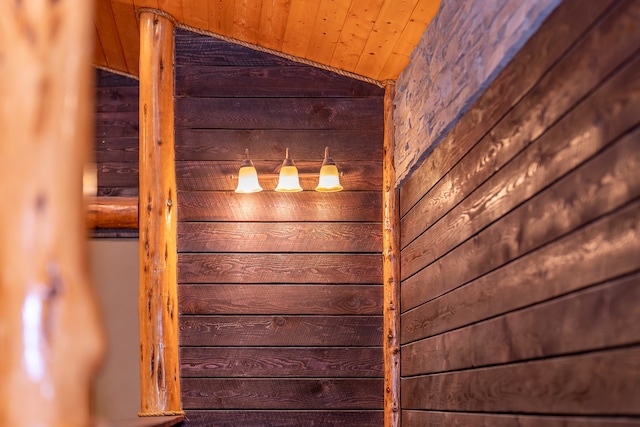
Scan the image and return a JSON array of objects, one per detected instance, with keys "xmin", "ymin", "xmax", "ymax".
[{"xmin": 89, "ymin": 239, "xmax": 140, "ymax": 420}]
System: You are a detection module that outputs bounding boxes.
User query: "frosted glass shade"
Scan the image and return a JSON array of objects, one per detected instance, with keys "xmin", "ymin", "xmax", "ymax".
[
  {"xmin": 235, "ymin": 165, "xmax": 263, "ymax": 193},
  {"xmin": 275, "ymin": 165, "xmax": 302, "ymax": 192},
  {"xmin": 315, "ymin": 164, "xmax": 343, "ymax": 192}
]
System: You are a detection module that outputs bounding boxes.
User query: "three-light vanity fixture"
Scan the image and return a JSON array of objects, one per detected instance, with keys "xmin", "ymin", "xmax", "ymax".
[{"xmin": 235, "ymin": 147, "xmax": 343, "ymax": 193}]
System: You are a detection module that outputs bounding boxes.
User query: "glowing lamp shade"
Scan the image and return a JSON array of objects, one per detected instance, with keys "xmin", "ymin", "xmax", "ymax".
[
  {"xmin": 315, "ymin": 147, "xmax": 343, "ymax": 192},
  {"xmin": 235, "ymin": 149, "xmax": 263, "ymax": 193},
  {"xmin": 275, "ymin": 148, "xmax": 302, "ymax": 192}
]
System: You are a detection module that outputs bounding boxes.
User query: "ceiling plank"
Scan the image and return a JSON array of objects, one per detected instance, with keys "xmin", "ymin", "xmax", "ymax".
[
  {"xmin": 182, "ymin": 0, "xmax": 209, "ymax": 28},
  {"xmin": 281, "ymin": 0, "xmax": 322, "ymax": 57},
  {"xmin": 355, "ymin": 0, "xmax": 417, "ymax": 79},
  {"xmin": 110, "ymin": 0, "xmax": 140, "ymax": 75},
  {"xmin": 158, "ymin": 0, "xmax": 185, "ymax": 22},
  {"xmin": 330, "ymin": 0, "xmax": 384, "ymax": 73},
  {"xmin": 133, "ymin": 0, "xmax": 158, "ymax": 9},
  {"xmin": 233, "ymin": 0, "xmax": 262, "ymax": 44},
  {"xmin": 208, "ymin": 0, "xmax": 235, "ymax": 35},
  {"xmin": 305, "ymin": 0, "xmax": 351, "ymax": 65},
  {"xmin": 378, "ymin": 0, "xmax": 440, "ymax": 80},
  {"xmin": 93, "ymin": 21, "xmax": 109, "ymax": 68},
  {"xmin": 257, "ymin": 0, "xmax": 291, "ymax": 51},
  {"xmin": 95, "ymin": 0, "xmax": 128, "ymax": 72}
]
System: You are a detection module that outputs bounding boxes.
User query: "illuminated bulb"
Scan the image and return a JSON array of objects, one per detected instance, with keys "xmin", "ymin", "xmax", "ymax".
[
  {"xmin": 315, "ymin": 147, "xmax": 343, "ymax": 192},
  {"xmin": 275, "ymin": 148, "xmax": 302, "ymax": 192},
  {"xmin": 235, "ymin": 149, "xmax": 263, "ymax": 193}
]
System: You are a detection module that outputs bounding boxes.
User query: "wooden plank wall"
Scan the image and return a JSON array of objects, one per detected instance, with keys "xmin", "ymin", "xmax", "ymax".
[
  {"xmin": 398, "ymin": 0, "xmax": 640, "ymax": 425},
  {"xmin": 95, "ymin": 69, "xmax": 139, "ymax": 197},
  {"xmin": 94, "ymin": 69, "xmax": 139, "ymax": 238},
  {"xmin": 173, "ymin": 29, "xmax": 385, "ymax": 426}
]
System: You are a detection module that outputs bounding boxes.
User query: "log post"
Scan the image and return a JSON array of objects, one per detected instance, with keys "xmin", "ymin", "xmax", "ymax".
[
  {"xmin": 383, "ymin": 83, "xmax": 400, "ymax": 427},
  {"xmin": 0, "ymin": 0, "xmax": 105, "ymax": 426},
  {"xmin": 138, "ymin": 10, "xmax": 182, "ymax": 416},
  {"xmin": 87, "ymin": 197, "xmax": 139, "ymax": 229}
]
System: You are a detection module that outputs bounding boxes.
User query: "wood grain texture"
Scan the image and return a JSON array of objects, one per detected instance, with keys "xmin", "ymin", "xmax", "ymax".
[
  {"xmin": 97, "ymin": 415, "xmax": 184, "ymax": 427},
  {"xmin": 402, "ymin": 412, "xmax": 640, "ymax": 427},
  {"xmin": 138, "ymin": 12, "xmax": 181, "ymax": 415},
  {"xmin": 382, "ymin": 84, "xmax": 400, "ymax": 427},
  {"xmin": 183, "ymin": 410, "xmax": 383, "ymax": 427},
  {"xmin": 178, "ymin": 253, "xmax": 382, "ymax": 284},
  {"xmin": 401, "ymin": 347, "xmax": 640, "ymax": 414},
  {"xmin": 175, "ymin": 160, "xmax": 381, "ymax": 191},
  {"xmin": 98, "ymin": 161, "xmax": 138, "ymax": 188},
  {"xmin": 95, "ymin": 137, "xmax": 139, "ymax": 162},
  {"xmin": 402, "ymin": 272, "xmax": 640, "ymax": 375},
  {"xmin": 401, "ymin": 117, "xmax": 640, "ymax": 309},
  {"xmin": 182, "ymin": 378, "xmax": 383, "ymax": 409},
  {"xmin": 178, "ymin": 222, "xmax": 382, "ymax": 253},
  {"xmin": 87, "ymin": 196, "xmax": 138, "ymax": 229},
  {"xmin": 178, "ymin": 191, "xmax": 382, "ymax": 222},
  {"xmin": 398, "ymin": 0, "xmax": 615, "ymax": 212},
  {"xmin": 180, "ymin": 347, "xmax": 383, "ymax": 377},
  {"xmin": 174, "ymin": 97, "xmax": 383, "ymax": 130},
  {"xmin": 401, "ymin": 0, "xmax": 640, "ymax": 246},
  {"xmin": 402, "ymin": 198, "xmax": 640, "ymax": 337},
  {"xmin": 95, "ymin": 86, "xmax": 139, "ymax": 113},
  {"xmin": 179, "ymin": 284, "xmax": 382, "ymax": 315},
  {"xmin": 0, "ymin": 0, "xmax": 105, "ymax": 425},
  {"xmin": 174, "ymin": 129, "xmax": 383, "ymax": 161},
  {"xmin": 394, "ymin": 0, "xmax": 564, "ymax": 185},
  {"xmin": 180, "ymin": 316, "xmax": 382, "ymax": 347},
  {"xmin": 175, "ymin": 65, "xmax": 383, "ymax": 98}
]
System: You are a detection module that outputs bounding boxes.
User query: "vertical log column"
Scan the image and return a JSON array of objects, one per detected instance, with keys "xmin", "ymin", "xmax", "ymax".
[
  {"xmin": 383, "ymin": 84, "xmax": 400, "ymax": 427},
  {"xmin": 0, "ymin": 1, "xmax": 105, "ymax": 426},
  {"xmin": 138, "ymin": 11, "xmax": 182, "ymax": 416}
]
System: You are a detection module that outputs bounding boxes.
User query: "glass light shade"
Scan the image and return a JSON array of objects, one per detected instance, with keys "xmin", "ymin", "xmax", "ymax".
[
  {"xmin": 275, "ymin": 165, "xmax": 302, "ymax": 192},
  {"xmin": 235, "ymin": 149, "xmax": 263, "ymax": 193},
  {"xmin": 315, "ymin": 147, "xmax": 343, "ymax": 192},
  {"xmin": 275, "ymin": 148, "xmax": 303, "ymax": 192},
  {"xmin": 315, "ymin": 164, "xmax": 343, "ymax": 192},
  {"xmin": 235, "ymin": 165, "xmax": 262, "ymax": 193}
]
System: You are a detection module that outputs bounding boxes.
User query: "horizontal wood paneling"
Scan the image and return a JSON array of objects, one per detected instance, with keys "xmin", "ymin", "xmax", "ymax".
[
  {"xmin": 402, "ymin": 412, "xmax": 640, "ymax": 427},
  {"xmin": 402, "ymin": 347, "xmax": 640, "ymax": 414},
  {"xmin": 95, "ymin": 86, "xmax": 138, "ymax": 112},
  {"xmin": 175, "ymin": 65, "xmax": 384, "ymax": 98},
  {"xmin": 95, "ymin": 113, "xmax": 139, "ymax": 138},
  {"xmin": 179, "ymin": 285, "xmax": 382, "ymax": 315},
  {"xmin": 97, "ymin": 162, "xmax": 138, "ymax": 188},
  {"xmin": 398, "ymin": 0, "xmax": 616, "ymax": 215},
  {"xmin": 175, "ymin": 160, "xmax": 381, "ymax": 191},
  {"xmin": 174, "ymin": 97, "xmax": 383, "ymax": 130},
  {"xmin": 402, "ymin": 272, "xmax": 640, "ymax": 375},
  {"xmin": 174, "ymin": 29, "xmax": 384, "ymax": 423},
  {"xmin": 183, "ymin": 410, "xmax": 383, "ymax": 427},
  {"xmin": 398, "ymin": 2, "xmax": 640, "ymax": 424},
  {"xmin": 95, "ymin": 137, "xmax": 138, "ymax": 162},
  {"xmin": 174, "ymin": 129, "xmax": 383, "ymax": 161},
  {"xmin": 178, "ymin": 222, "xmax": 382, "ymax": 253},
  {"xmin": 174, "ymin": 30, "xmax": 295, "ymax": 66},
  {"xmin": 401, "ymin": 0, "xmax": 640, "ymax": 246},
  {"xmin": 182, "ymin": 378, "xmax": 383, "ymax": 409},
  {"xmin": 180, "ymin": 347, "xmax": 383, "ymax": 377},
  {"xmin": 402, "ymin": 198, "xmax": 640, "ymax": 339},
  {"xmin": 178, "ymin": 254, "xmax": 382, "ymax": 284},
  {"xmin": 180, "ymin": 316, "xmax": 382, "ymax": 347},
  {"xmin": 402, "ymin": 124, "xmax": 640, "ymax": 310},
  {"xmin": 178, "ymin": 191, "xmax": 381, "ymax": 222}
]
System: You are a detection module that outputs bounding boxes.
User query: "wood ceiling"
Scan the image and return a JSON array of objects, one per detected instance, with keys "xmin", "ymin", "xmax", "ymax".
[{"xmin": 94, "ymin": 0, "xmax": 441, "ymax": 83}]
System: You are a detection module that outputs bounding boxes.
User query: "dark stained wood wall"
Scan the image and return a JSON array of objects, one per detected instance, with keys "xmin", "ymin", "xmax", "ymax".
[
  {"xmin": 173, "ymin": 29, "xmax": 385, "ymax": 426},
  {"xmin": 398, "ymin": 1, "xmax": 640, "ymax": 425},
  {"xmin": 95, "ymin": 69, "xmax": 139, "ymax": 198}
]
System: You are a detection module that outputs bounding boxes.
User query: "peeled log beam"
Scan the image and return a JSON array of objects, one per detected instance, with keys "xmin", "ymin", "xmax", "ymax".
[
  {"xmin": 383, "ymin": 83, "xmax": 400, "ymax": 427},
  {"xmin": 87, "ymin": 197, "xmax": 139, "ymax": 229},
  {"xmin": 138, "ymin": 11, "xmax": 182, "ymax": 416},
  {"xmin": 0, "ymin": 0, "xmax": 105, "ymax": 426}
]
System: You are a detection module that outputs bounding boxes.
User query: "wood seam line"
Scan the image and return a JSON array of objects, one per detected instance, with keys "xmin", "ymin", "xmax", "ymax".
[{"xmin": 134, "ymin": 7, "xmax": 390, "ymax": 88}]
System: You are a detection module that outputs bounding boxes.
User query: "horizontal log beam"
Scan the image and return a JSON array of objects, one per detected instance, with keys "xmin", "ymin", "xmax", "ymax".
[{"xmin": 86, "ymin": 197, "xmax": 138, "ymax": 229}]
